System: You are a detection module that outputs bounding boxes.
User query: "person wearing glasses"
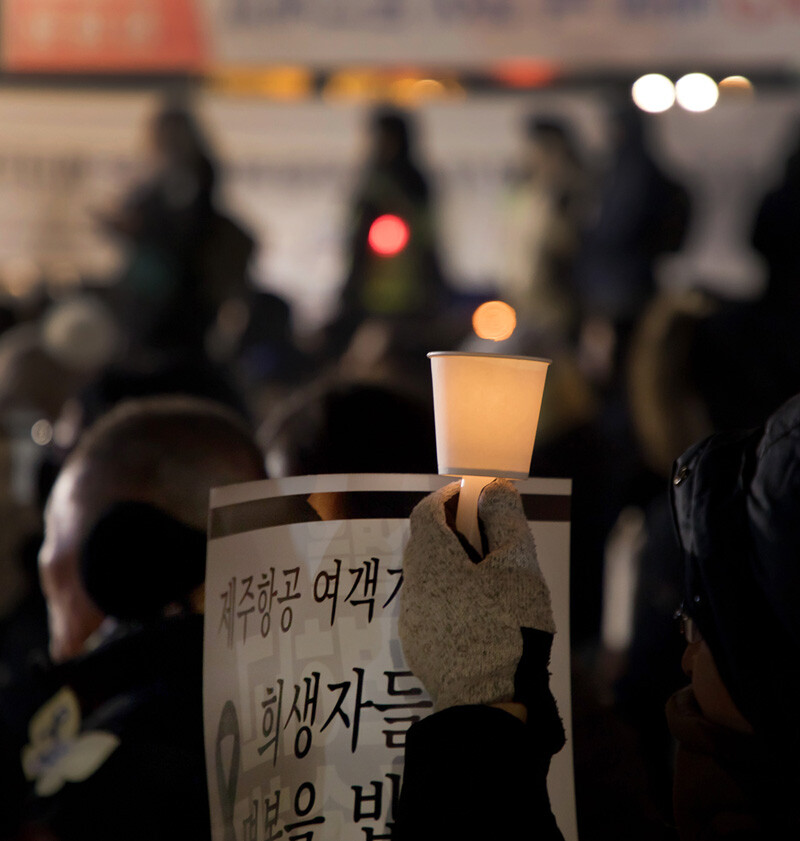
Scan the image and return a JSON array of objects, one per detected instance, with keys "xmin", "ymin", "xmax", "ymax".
[{"xmin": 396, "ymin": 392, "xmax": 800, "ymax": 839}]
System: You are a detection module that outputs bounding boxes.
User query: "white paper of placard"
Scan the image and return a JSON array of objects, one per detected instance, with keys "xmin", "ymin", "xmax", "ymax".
[{"xmin": 204, "ymin": 474, "xmax": 576, "ymax": 841}]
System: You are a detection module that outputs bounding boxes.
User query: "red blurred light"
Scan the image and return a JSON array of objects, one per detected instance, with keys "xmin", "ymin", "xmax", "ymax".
[
  {"xmin": 492, "ymin": 60, "xmax": 559, "ymax": 88},
  {"xmin": 368, "ymin": 215, "xmax": 410, "ymax": 256}
]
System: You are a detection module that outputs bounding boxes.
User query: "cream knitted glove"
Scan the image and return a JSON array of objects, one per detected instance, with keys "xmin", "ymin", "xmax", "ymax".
[{"xmin": 399, "ymin": 479, "xmax": 555, "ymax": 711}]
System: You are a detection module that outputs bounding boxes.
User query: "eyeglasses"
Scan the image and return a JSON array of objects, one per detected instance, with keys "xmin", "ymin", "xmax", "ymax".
[{"xmin": 674, "ymin": 604, "xmax": 703, "ymax": 644}]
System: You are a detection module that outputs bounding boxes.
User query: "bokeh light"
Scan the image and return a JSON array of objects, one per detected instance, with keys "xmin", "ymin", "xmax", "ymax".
[
  {"xmin": 211, "ymin": 66, "xmax": 312, "ymax": 100},
  {"xmin": 675, "ymin": 73, "xmax": 719, "ymax": 112},
  {"xmin": 31, "ymin": 419, "xmax": 53, "ymax": 447},
  {"xmin": 719, "ymin": 75, "xmax": 754, "ymax": 99},
  {"xmin": 631, "ymin": 74, "xmax": 675, "ymax": 114},
  {"xmin": 2, "ymin": 257, "xmax": 40, "ymax": 298},
  {"xmin": 368, "ymin": 215, "xmax": 410, "ymax": 256},
  {"xmin": 492, "ymin": 59, "xmax": 559, "ymax": 89},
  {"xmin": 409, "ymin": 78, "xmax": 445, "ymax": 99},
  {"xmin": 472, "ymin": 301, "xmax": 517, "ymax": 342}
]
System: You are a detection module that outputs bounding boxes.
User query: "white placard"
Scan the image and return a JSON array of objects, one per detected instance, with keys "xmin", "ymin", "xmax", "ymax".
[{"xmin": 204, "ymin": 473, "xmax": 576, "ymax": 840}]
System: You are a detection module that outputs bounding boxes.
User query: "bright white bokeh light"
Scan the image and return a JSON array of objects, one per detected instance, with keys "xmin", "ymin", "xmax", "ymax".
[
  {"xmin": 676, "ymin": 73, "xmax": 719, "ymax": 112},
  {"xmin": 631, "ymin": 74, "xmax": 675, "ymax": 113}
]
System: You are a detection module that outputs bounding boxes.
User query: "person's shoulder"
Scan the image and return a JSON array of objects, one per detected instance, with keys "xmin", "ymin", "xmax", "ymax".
[
  {"xmin": 67, "ymin": 614, "xmax": 204, "ymax": 701},
  {"xmin": 3, "ymin": 615, "xmax": 209, "ymax": 840}
]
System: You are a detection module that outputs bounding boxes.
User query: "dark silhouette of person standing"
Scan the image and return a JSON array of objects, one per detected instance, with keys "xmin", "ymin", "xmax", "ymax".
[{"xmin": 328, "ymin": 108, "xmax": 448, "ymax": 358}]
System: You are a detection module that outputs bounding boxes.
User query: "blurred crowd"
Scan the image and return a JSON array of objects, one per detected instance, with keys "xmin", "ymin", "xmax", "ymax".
[{"xmin": 0, "ymin": 95, "xmax": 799, "ymax": 839}]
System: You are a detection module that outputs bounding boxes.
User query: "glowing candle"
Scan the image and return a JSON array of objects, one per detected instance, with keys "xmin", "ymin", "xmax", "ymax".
[{"xmin": 428, "ymin": 352, "xmax": 550, "ymax": 554}]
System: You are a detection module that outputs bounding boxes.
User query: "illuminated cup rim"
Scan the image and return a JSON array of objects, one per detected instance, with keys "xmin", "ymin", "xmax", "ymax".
[
  {"xmin": 438, "ymin": 467, "xmax": 530, "ymax": 479},
  {"xmin": 427, "ymin": 351, "xmax": 552, "ymax": 364}
]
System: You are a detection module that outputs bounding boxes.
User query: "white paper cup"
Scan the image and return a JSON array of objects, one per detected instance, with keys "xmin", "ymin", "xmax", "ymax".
[{"xmin": 428, "ymin": 352, "xmax": 550, "ymax": 479}]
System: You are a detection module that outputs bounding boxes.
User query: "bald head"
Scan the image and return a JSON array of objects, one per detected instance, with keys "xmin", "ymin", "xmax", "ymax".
[
  {"xmin": 65, "ymin": 395, "xmax": 265, "ymax": 535},
  {"xmin": 40, "ymin": 396, "xmax": 266, "ymax": 662}
]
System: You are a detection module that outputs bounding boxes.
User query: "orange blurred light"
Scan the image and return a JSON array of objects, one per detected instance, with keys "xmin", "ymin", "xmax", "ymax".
[
  {"xmin": 412, "ymin": 79, "xmax": 445, "ymax": 97},
  {"xmin": 391, "ymin": 77, "xmax": 448, "ymax": 105},
  {"xmin": 719, "ymin": 75, "xmax": 754, "ymax": 98},
  {"xmin": 472, "ymin": 301, "xmax": 517, "ymax": 342},
  {"xmin": 492, "ymin": 60, "xmax": 559, "ymax": 88},
  {"xmin": 210, "ymin": 66, "xmax": 312, "ymax": 100},
  {"xmin": 368, "ymin": 215, "xmax": 410, "ymax": 256}
]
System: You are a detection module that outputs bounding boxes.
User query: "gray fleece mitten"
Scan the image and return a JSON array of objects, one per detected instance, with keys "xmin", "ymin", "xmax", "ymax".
[{"xmin": 399, "ymin": 479, "xmax": 555, "ymax": 711}]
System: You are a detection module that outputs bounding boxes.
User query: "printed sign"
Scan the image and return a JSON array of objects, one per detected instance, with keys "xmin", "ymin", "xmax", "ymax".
[
  {"xmin": 204, "ymin": 473, "xmax": 577, "ymax": 840},
  {"xmin": 2, "ymin": 0, "xmax": 207, "ymax": 72},
  {"xmin": 6, "ymin": 0, "xmax": 800, "ymax": 73},
  {"xmin": 203, "ymin": 0, "xmax": 800, "ymax": 68}
]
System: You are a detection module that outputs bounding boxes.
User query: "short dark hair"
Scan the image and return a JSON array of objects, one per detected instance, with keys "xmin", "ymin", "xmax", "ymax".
[{"xmin": 63, "ymin": 395, "xmax": 266, "ymax": 537}]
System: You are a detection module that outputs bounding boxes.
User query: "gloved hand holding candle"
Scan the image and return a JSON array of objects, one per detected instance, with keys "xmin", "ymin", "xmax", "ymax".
[
  {"xmin": 396, "ymin": 346, "xmax": 565, "ymax": 839},
  {"xmin": 400, "ymin": 478, "xmax": 561, "ymax": 720}
]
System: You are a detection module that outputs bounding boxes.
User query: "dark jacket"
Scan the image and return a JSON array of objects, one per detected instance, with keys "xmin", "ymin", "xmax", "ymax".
[
  {"xmin": 395, "ymin": 629, "xmax": 565, "ymax": 840},
  {"xmin": 0, "ymin": 614, "xmax": 209, "ymax": 841},
  {"xmin": 668, "ymin": 392, "xmax": 800, "ymax": 837},
  {"xmin": 395, "ymin": 705, "xmax": 564, "ymax": 841},
  {"xmin": 670, "ymin": 395, "xmax": 800, "ymax": 763},
  {"xmin": 667, "ymin": 687, "xmax": 800, "ymax": 840}
]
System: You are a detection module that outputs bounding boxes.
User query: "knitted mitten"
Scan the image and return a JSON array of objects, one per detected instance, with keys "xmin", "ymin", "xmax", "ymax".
[{"xmin": 399, "ymin": 479, "xmax": 555, "ymax": 711}]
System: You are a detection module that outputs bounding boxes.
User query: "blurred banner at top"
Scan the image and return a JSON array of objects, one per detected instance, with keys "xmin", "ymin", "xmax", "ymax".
[
  {"xmin": 203, "ymin": 0, "xmax": 800, "ymax": 69},
  {"xmin": 4, "ymin": 0, "xmax": 800, "ymax": 72},
  {"xmin": 2, "ymin": 0, "xmax": 207, "ymax": 73}
]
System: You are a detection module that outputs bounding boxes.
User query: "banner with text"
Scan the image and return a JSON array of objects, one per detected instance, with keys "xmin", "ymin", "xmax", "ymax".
[
  {"xmin": 203, "ymin": 473, "xmax": 576, "ymax": 840},
  {"xmin": 5, "ymin": 2, "xmax": 800, "ymax": 75},
  {"xmin": 204, "ymin": 0, "xmax": 800, "ymax": 68},
  {"xmin": 2, "ymin": 0, "xmax": 207, "ymax": 72}
]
